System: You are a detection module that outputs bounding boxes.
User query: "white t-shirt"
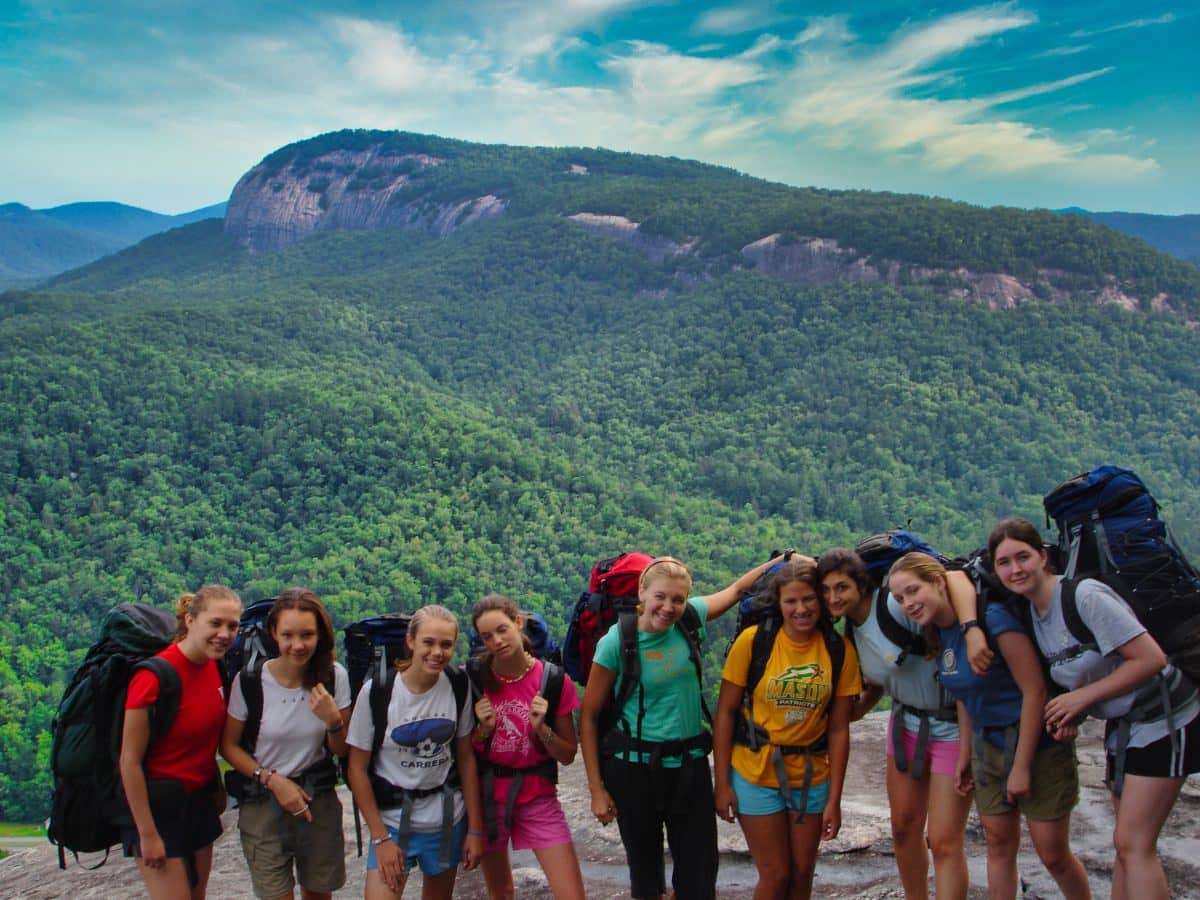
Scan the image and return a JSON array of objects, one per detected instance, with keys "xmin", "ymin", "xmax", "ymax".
[
  {"xmin": 1032, "ymin": 577, "xmax": 1200, "ymax": 750},
  {"xmin": 346, "ymin": 670, "xmax": 473, "ymax": 831},
  {"xmin": 228, "ymin": 661, "xmax": 351, "ymax": 776}
]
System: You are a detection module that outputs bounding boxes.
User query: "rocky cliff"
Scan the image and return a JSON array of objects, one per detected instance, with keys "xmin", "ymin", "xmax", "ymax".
[{"xmin": 224, "ymin": 146, "xmax": 506, "ymax": 253}]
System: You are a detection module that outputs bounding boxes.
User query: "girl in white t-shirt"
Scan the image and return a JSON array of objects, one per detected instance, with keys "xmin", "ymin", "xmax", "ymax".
[
  {"xmin": 345, "ymin": 604, "xmax": 485, "ymax": 900},
  {"xmin": 221, "ymin": 588, "xmax": 352, "ymax": 900},
  {"xmin": 988, "ymin": 517, "xmax": 1200, "ymax": 900}
]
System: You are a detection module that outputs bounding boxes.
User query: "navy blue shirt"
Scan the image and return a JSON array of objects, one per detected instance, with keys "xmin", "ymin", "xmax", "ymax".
[{"xmin": 938, "ymin": 603, "xmax": 1047, "ymax": 749}]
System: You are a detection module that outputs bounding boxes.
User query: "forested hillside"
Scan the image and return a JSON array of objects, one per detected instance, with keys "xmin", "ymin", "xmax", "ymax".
[{"xmin": 3, "ymin": 134, "xmax": 1200, "ymax": 821}]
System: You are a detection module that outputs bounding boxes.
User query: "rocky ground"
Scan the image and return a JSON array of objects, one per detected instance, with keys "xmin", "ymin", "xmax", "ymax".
[{"xmin": 5, "ymin": 711, "xmax": 1198, "ymax": 897}]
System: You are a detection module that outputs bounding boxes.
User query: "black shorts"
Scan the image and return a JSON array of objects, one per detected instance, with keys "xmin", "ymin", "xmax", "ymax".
[
  {"xmin": 1106, "ymin": 711, "xmax": 1200, "ymax": 781},
  {"xmin": 121, "ymin": 779, "xmax": 223, "ymax": 859}
]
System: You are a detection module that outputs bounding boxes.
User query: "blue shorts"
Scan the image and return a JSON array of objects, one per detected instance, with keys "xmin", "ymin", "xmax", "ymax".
[
  {"xmin": 366, "ymin": 818, "xmax": 466, "ymax": 877},
  {"xmin": 731, "ymin": 768, "xmax": 830, "ymax": 817}
]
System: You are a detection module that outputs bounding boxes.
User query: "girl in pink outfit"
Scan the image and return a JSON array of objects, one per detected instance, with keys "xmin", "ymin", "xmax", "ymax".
[{"xmin": 470, "ymin": 595, "xmax": 585, "ymax": 900}]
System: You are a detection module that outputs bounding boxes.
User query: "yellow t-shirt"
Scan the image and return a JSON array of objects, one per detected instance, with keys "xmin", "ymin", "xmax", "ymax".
[{"xmin": 722, "ymin": 625, "xmax": 862, "ymax": 787}]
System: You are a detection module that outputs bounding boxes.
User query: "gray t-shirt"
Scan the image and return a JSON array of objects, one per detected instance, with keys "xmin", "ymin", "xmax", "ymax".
[
  {"xmin": 346, "ymin": 671, "xmax": 473, "ymax": 831},
  {"xmin": 1032, "ymin": 577, "xmax": 1199, "ymax": 750},
  {"xmin": 853, "ymin": 592, "xmax": 957, "ymax": 742}
]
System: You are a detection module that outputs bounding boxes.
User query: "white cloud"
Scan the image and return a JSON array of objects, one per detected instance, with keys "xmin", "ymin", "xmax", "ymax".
[
  {"xmin": 695, "ymin": 3, "xmax": 790, "ymax": 36},
  {"xmin": 1071, "ymin": 13, "xmax": 1176, "ymax": 38}
]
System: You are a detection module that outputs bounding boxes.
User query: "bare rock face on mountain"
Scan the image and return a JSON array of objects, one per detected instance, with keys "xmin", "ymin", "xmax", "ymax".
[{"xmin": 224, "ymin": 148, "xmax": 507, "ymax": 253}]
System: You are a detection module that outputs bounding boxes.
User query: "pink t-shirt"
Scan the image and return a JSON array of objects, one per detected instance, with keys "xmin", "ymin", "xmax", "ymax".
[{"xmin": 479, "ymin": 659, "xmax": 579, "ymax": 805}]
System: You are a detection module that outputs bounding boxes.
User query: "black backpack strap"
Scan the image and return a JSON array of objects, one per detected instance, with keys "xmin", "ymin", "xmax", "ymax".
[
  {"xmin": 611, "ymin": 608, "xmax": 642, "ymax": 716},
  {"xmin": 540, "ymin": 660, "xmax": 566, "ymax": 720},
  {"xmin": 738, "ymin": 618, "xmax": 781, "ymax": 752},
  {"xmin": 237, "ymin": 658, "xmax": 266, "ymax": 756},
  {"xmin": 873, "ymin": 584, "xmax": 925, "ymax": 663},
  {"xmin": 1060, "ymin": 579, "xmax": 1100, "ymax": 651},
  {"xmin": 677, "ymin": 604, "xmax": 712, "ymax": 727},
  {"xmin": 369, "ymin": 666, "xmax": 397, "ymax": 762},
  {"xmin": 445, "ymin": 666, "xmax": 470, "ymax": 721},
  {"xmin": 134, "ymin": 656, "xmax": 183, "ymax": 741}
]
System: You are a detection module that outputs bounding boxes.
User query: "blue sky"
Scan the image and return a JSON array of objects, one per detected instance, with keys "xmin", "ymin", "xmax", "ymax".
[{"xmin": 1, "ymin": 1, "xmax": 1195, "ymax": 214}]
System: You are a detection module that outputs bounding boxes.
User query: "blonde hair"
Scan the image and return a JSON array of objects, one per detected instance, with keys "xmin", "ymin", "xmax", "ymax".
[
  {"xmin": 174, "ymin": 584, "xmax": 241, "ymax": 642},
  {"xmin": 398, "ymin": 604, "xmax": 459, "ymax": 671},
  {"xmin": 639, "ymin": 557, "xmax": 692, "ymax": 592},
  {"xmin": 887, "ymin": 552, "xmax": 949, "ymax": 656}
]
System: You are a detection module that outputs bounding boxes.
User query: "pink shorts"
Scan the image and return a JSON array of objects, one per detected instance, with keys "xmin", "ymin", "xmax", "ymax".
[
  {"xmin": 886, "ymin": 713, "xmax": 960, "ymax": 778},
  {"xmin": 484, "ymin": 791, "xmax": 573, "ymax": 853}
]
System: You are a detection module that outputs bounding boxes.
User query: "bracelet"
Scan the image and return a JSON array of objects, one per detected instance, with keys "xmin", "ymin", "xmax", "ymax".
[
  {"xmin": 468, "ymin": 829, "xmax": 485, "ymax": 837},
  {"xmin": 538, "ymin": 728, "xmax": 555, "ymax": 744},
  {"xmin": 263, "ymin": 768, "xmax": 277, "ymax": 788},
  {"xmin": 326, "ymin": 720, "xmax": 345, "ymax": 734},
  {"xmin": 960, "ymin": 619, "xmax": 981, "ymax": 636},
  {"xmin": 371, "ymin": 834, "xmax": 392, "ymax": 847},
  {"xmin": 252, "ymin": 765, "xmax": 263, "ymax": 783}
]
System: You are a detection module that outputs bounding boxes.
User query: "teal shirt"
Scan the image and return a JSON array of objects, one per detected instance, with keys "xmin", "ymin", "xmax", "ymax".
[{"xmin": 593, "ymin": 596, "xmax": 708, "ymax": 766}]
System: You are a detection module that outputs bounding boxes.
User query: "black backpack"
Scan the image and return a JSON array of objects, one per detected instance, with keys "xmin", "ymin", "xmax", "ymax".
[
  {"xmin": 47, "ymin": 603, "xmax": 181, "ymax": 870},
  {"xmin": 1044, "ymin": 465, "xmax": 1200, "ymax": 684},
  {"xmin": 222, "ymin": 597, "xmax": 277, "ymax": 692}
]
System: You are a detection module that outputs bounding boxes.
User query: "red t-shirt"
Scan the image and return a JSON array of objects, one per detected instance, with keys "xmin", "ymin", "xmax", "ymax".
[{"xmin": 125, "ymin": 642, "xmax": 225, "ymax": 792}]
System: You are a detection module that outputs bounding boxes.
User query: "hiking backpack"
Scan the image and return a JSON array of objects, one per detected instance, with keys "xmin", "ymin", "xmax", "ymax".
[
  {"xmin": 222, "ymin": 597, "xmax": 277, "ymax": 691},
  {"xmin": 853, "ymin": 529, "xmax": 950, "ymax": 664},
  {"xmin": 562, "ymin": 552, "xmax": 654, "ymax": 685},
  {"xmin": 1043, "ymin": 465, "xmax": 1200, "ymax": 684},
  {"xmin": 47, "ymin": 603, "xmax": 182, "ymax": 869}
]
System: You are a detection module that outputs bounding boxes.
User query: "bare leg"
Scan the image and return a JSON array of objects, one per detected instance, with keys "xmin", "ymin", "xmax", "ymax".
[
  {"xmin": 886, "ymin": 757, "xmax": 931, "ymax": 900},
  {"xmin": 979, "ymin": 811, "xmax": 1020, "ymax": 900},
  {"xmin": 1027, "ymin": 814, "xmax": 1090, "ymax": 899},
  {"xmin": 479, "ymin": 845, "xmax": 515, "ymax": 900},
  {"xmin": 785, "ymin": 812, "xmax": 825, "ymax": 900},
  {"xmin": 739, "ymin": 812, "xmax": 793, "ymax": 900},
  {"xmin": 1112, "ymin": 774, "xmax": 1186, "ymax": 900},
  {"xmin": 532, "ymin": 842, "xmax": 587, "ymax": 900},
  {"xmin": 364, "ymin": 868, "xmax": 407, "ymax": 900},
  {"xmin": 420, "ymin": 865, "xmax": 459, "ymax": 900},
  {"xmin": 926, "ymin": 772, "xmax": 971, "ymax": 900},
  {"xmin": 135, "ymin": 856, "xmax": 194, "ymax": 900}
]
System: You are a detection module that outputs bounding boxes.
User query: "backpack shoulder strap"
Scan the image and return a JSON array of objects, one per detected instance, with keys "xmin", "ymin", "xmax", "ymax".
[
  {"xmin": 445, "ymin": 667, "xmax": 469, "ymax": 719},
  {"xmin": 134, "ymin": 656, "xmax": 182, "ymax": 741},
  {"xmin": 369, "ymin": 667, "xmax": 397, "ymax": 761},
  {"xmin": 539, "ymin": 660, "xmax": 566, "ymax": 719},
  {"xmin": 824, "ymin": 623, "xmax": 846, "ymax": 693},
  {"xmin": 464, "ymin": 657, "xmax": 486, "ymax": 701},
  {"xmin": 237, "ymin": 658, "xmax": 266, "ymax": 755},
  {"xmin": 745, "ymin": 618, "xmax": 780, "ymax": 701},
  {"xmin": 1060, "ymin": 579, "xmax": 1099, "ymax": 650},
  {"xmin": 874, "ymin": 584, "xmax": 925, "ymax": 659},
  {"xmin": 611, "ymin": 608, "xmax": 641, "ymax": 712},
  {"xmin": 677, "ymin": 603, "xmax": 711, "ymax": 725}
]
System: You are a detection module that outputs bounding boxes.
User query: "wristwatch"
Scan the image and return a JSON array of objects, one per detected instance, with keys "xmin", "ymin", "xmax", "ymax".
[{"xmin": 960, "ymin": 619, "xmax": 981, "ymax": 636}]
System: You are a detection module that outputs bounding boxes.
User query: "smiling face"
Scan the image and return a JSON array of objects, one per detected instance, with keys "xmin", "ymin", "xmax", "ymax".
[
  {"xmin": 779, "ymin": 578, "xmax": 822, "ymax": 641},
  {"xmin": 272, "ymin": 608, "xmax": 320, "ymax": 670},
  {"xmin": 821, "ymin": 568, "xmax": 870, "ymax": 622},
  {"xmin": 406, "ymin": 616, "xmax": 458, "ymax": 678},
  {"xmin": 890, "ymin": 569, "xmax": 950, "ymax": 628},
  {"xmin": 637, "ymin": 574, "xmax": 690, "ymax": 634},
  {"xmin": 473, "ymin": 609, "xmax": 525, "ymax": 663},
  {"xmin": 182, "ymin": 596, "xmax": 241, "ymax": 661},
  {"xmin": 992, "ymin": 537, "xmax": 1049, "ymax": 598}
]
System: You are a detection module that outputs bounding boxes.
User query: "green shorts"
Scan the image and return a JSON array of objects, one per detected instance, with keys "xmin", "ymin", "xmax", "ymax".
[
  {"xmin": 973, "ymin": 737, "xmax": 1078, "ymax": 821},
  {"xmin": 237, "ymin": 787, "xmax": 346, "ymax": 898}
]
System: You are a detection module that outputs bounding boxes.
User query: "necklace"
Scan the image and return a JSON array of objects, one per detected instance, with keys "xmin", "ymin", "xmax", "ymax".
[{"xmin": 494, "ymin": 654, "xmax": 534, "ymax": 684}]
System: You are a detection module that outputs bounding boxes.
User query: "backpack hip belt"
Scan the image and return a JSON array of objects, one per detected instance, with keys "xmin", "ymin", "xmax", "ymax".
[
  {"xmin": 478, "ymin": 757, "xmax": 559, "ymax": 843},
  {"xmin": 599, "ymin": 729, "xmax": 713, "ymax": 763},
  {"xmin": 889, "ymin": 702, "xmax": 954, "ymax": 781},
  {"xmin": 368, "ymin": 774, "xmax": 461, "ymax": 870},
  {"xmin": 736, "ymin": 722, "xmax": 830, "ymax": 823},
  {"xmin": 1107, "ymin": 669, "xmax": 1194, "ymax": 797}
]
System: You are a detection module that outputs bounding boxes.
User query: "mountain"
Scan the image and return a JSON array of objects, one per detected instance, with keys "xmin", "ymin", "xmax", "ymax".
[
  {"xmin": 222, "ymin": 130, "xmax": 1200, "ymax": 317},
  {"xmin": 1061, "ymin": 207, "xmax": 1200, "ymax": 265},
  {"xmin": 0, "ymin": 200, "xmax": 227, "ymax": 289},
  {"xmin": 3, "ymin": 130, "xmax": 1200, "ymax": 822}
]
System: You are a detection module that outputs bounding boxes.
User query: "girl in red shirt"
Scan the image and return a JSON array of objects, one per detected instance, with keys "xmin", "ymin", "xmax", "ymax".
[{"xmin": 119, "ymin": 584, "xmax": 241, "ymax": 899}]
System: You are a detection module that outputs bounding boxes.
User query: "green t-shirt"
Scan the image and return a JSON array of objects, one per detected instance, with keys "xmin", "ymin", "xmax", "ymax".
[{"xmin": 593, "ymin": 596, "xmax": 709, "ymax": 766}]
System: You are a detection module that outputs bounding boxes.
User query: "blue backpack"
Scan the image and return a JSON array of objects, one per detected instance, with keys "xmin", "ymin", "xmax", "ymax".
[
  {"xmin": 1043, "ymin": 465, "xmax": 1200, "ymax": 684},
  {"xmin": 468, "ymin": 610, "xmax": 560, "ymax": 663}
]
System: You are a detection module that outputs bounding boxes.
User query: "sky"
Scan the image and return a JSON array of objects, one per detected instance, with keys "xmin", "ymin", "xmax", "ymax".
[{"xmin": 1, "ymin": 1, "xmax": 1196, "ymax": 215}]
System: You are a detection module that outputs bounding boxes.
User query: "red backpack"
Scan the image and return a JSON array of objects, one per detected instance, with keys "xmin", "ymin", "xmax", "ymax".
[{"xmin": 562, "ymin": 553, "xmax": 654, "ymax": 685}]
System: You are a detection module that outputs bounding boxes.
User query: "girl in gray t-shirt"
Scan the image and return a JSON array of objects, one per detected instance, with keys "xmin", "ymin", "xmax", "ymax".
[{"xmin": 988, "ymin": 517, "xmax": 1200, "ymax": 900}]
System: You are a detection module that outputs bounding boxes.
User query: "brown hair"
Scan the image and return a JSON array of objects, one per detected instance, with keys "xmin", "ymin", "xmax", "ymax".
[
  {"xmin": 174, "ymin": 584, "xmax": 240, "ymax": 642},
  {"xmin": 397, "ymin": 605, "xmax": 459, "ymax": 671},
  {"xmin": 816, "ymin": 548, "xmax": 873, "ymax": 613},
  {"xmin": 470, "ymin": 594, "xmax": 533, "ymax": 691},
  {"xmin": 268, "ymin": 587, "xmax": 336, "ymax": 690},
  {"xmin": 987, "ymin": 517, "xmax": 1047, "ymax": 562}
]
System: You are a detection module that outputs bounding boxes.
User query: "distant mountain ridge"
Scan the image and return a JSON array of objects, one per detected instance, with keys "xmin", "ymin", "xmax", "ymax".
[
  {"xmin": 221, "ymin": 130, "xmax": 1200, "ymax": 318},
  {"xmin": 0, "ymin": 200, "xmax": 226, "ymax": 288},
  {"xmin": 1060, "ymin": 207, "xmax": 1200, "ymax": 264}
]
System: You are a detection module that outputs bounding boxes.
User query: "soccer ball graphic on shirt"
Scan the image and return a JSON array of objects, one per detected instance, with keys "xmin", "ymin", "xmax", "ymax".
[{"xmin": 390, "ymin": 718, "xmax": 456, "ymax": 758}]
